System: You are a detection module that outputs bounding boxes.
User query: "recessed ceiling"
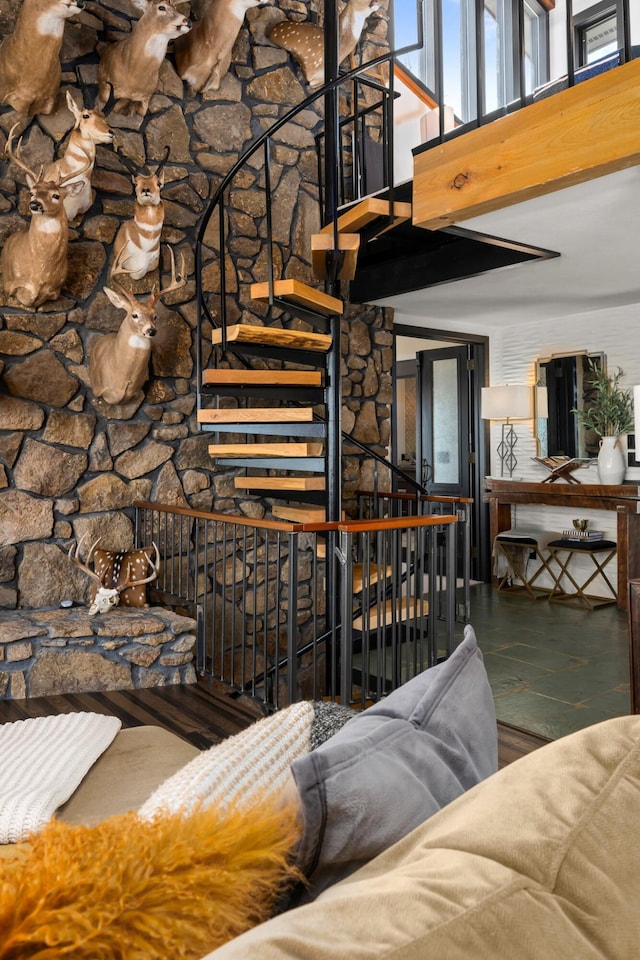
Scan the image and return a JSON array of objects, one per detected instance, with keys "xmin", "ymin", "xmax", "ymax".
[{"xmin": 375, "ymin": 165, "xmax": 640, "ymax": 330}]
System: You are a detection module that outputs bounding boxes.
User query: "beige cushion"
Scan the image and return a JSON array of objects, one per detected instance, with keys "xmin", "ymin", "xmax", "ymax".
[
  {"xmin": 204, "ymin": 715, "xmax": 640, "ymax": 959},
  {"xmin": 0, "ymin": 725, "xmax": 198, "ymax": 861},
  {"xmin": 58, "ymin": 725, "xmax": 199, "ymax": 825}
]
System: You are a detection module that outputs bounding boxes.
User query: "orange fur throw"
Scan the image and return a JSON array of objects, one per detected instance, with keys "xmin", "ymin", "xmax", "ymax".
[{"xmin": 0, "ymin": 795, "xmax": 302, "ymax": 959}]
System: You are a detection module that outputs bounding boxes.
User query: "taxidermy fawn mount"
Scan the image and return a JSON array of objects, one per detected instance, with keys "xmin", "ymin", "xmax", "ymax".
[
  {"xmin": 45, "ymin": 90, "xmax": 114, "ymax": 222},
  {"xmin": 1, "ymin": 125, "xmax": 90, "ymax": 309},
  {"xmin": 111, "ymin": 146, "xmax": 170, "ymax": 281},
  {"xmin": 89, "ymin": 248, "xmax": 187, "ymax": 406},
  {"xmin": 175, "ymin": 0, "xmax": 265, "ymax": 96},
  {"xmin": 268, "ymin": 0, "xmax": 382, "ymax": 88},
  {"xmin": 0, "ymin": 0, "xmax": 85, "ymax": 115},
  {"xmin": 97, "ymin": 0, "xmax": 191, "ymax": 116}
]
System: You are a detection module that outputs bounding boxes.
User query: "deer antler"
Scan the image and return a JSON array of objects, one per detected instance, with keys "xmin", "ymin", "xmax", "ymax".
[
  {"xmin": 6, "ymin": 123, "xmax": 92, "ymax": 186},
  {"xmin": 55, "ymin": 152, "xmax": 93, "ymax": 187},
  {"xmin": 68, "ymin": 534, "xmax": 104, "ymax": 584},
  {"xmin": 116, "ymin": 145, "xmax": 140, "ymax": 176},
  {"xmin": 154, "ymin": 144, "xmax": 171, "ymax": 176},
  {"xmin": 150, "ymin": 246, "xmax": 187, "ymax": 305},
  {"xmin": 5, "ymin": 124, "xmax": 40, "ymax": 181},
  {"xmin": 116, "ymin": 542, "xmax": 160, "ymax": 592}
]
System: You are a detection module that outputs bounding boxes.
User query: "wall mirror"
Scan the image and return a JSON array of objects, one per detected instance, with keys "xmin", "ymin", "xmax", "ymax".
[{"xmin": 536, "ymin": 351, "xmax": 605, "ymax": 458}]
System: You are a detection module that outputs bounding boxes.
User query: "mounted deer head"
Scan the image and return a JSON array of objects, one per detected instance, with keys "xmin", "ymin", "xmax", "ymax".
[
  {"xmin": 89, "ymin": 248, "xmax": 187, "ymax": 406},
  {"xmin": 1, "ymin": 125, "xmax": 91, "ymax": 308},
  {"xmin": 0, "ymin": 0, "xmax": 85, "ymax": 115},
  {"xmin": 68, "ymin": 535, "xmax": 160, "ymax": 615},
  {"xmin": 44, "ymin": 90, "xmax": 114, "ymax": 222},
  {"xmin": 175, "ymin": 0, "xmax": 266, "ymax": 96},
  {"xmin": 97, "ymin": 0, "xmax": 191, "ymax": 116},
  {"xmin": 268, "ymin": 0, "xmax": 382, "ymax": 89},
  {"xmin": 111, "ymin": 146, "xmax": 170, "ymax": 280}
]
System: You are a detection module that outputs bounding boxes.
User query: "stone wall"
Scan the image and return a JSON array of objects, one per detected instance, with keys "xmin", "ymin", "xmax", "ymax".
[
  {"xmin": 0, "ymin": 607, "xmax": 197, "ymax": 698},
  {"xmin": 0, "ymin": 0, "xmax": 394, "ymax": 615}
]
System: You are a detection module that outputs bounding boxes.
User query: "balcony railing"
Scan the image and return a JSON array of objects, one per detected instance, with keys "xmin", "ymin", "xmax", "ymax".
[
  {"xmin": 402, "ymin": 0, "xmax": 634, "ymax": 149},
  {"xmin": 134, "ymin": 500, "xmax": 458, "ymax": 711}
]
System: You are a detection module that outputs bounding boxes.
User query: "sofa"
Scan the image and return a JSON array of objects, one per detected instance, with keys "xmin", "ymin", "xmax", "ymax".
[{"xmin": 2, "ymin": 625, "xmax": 639, "ymax": 959}]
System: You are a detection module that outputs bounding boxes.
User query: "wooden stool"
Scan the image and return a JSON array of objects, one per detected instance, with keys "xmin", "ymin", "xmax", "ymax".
[
  {"xmin": 547, "ymin": 539, "xmax": 617, "ymax": 609},
  {"xmin": 493, "ymin": 531, "xmax": 555, "ymax": 600}
]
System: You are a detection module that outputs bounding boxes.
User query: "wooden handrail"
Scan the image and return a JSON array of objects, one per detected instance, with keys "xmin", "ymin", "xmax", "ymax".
[
  {"xmin": 336, "ymin": 515, "xmax": 457, "ymax": 533},
  {"xmin": 134, "ymin": 500, "xmax": 298, "ymax": 532},
  {"xmin": 356, "ymin": 489, "xmax": 474, "ymax": 504},
  {"xmin": 136, "ymin": 501, "xmax": 456, "ymax": 536}
]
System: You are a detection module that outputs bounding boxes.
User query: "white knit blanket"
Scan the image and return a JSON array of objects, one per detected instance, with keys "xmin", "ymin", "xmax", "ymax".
[
  {"xmin": 139, "ymin": 701, "xmax": 314, "ymax": 819},
  {"xmin": 0, "ymin": 712, "xmax": 122, "ymax": 844}
]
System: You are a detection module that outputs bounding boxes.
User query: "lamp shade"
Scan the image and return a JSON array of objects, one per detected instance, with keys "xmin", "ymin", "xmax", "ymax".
[{"xmin": 481, "ymin": 385, "xmax": 533, "ymax": 421}]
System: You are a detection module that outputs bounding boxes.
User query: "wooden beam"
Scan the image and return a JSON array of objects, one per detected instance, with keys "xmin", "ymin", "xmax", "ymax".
[{"xmin": 413, "ymin": 59, "xmax": 640, "ymax": 230}]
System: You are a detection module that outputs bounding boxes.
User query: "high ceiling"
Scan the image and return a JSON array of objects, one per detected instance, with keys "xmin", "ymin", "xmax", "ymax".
[{"xmin": 375, "ymin": 165, "xmax": 640, "ymax": 331}]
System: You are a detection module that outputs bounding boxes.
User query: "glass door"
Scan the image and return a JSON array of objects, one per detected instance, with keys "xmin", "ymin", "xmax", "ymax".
[{"xmin": 418, "ymin": 345, "xmax": 471, "ymax": 497}]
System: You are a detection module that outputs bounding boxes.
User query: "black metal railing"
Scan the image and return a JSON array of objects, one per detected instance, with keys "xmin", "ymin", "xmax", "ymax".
[
  {"xmin": 357, "ymin": 486, "xmax": 472, "ymax": 621},
  {"xmin": 410, "ymin": 0, "xmax": 634, "ymax": 148},
  {"xmin": 134, "ymin": 501, "xmax": 458, "ymax": 710}
]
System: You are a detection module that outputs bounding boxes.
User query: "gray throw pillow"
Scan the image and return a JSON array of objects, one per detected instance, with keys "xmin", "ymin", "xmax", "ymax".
[{"xmin": 291, "ymin": 624, "xmax": 497, "ymax": 902}]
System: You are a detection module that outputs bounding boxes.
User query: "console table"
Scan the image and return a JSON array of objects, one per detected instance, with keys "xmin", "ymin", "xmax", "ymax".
[{"xmin": 483, "ymin": 480, "xmax": 640, "ymax": 611}]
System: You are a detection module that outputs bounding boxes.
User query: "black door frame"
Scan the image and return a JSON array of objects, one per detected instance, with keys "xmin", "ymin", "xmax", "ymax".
[{"xmin": 393, "ymin": 323, "xmax": 491, "ymax": 582}]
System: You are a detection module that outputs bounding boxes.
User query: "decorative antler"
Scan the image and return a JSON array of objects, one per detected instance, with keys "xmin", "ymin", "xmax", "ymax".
[
  {"xmin": 115, "ymin": 542, "xmax": 160, "ymax": 593},
  {"xmin": 150, "ymin": 247, "xmax": 187, "ymax": 306},
  {"xmin": 154, "ymin": 144, "xmax": 171, "ymax": 176},
  {"xmin": 5, "ymin": 124, "xmax": 40, "ymax": 182},
  {"xmin": 6, "ymin": 123, "xmax": 92, "ymax": 186},
  {"xmin": 116, "ymin": 145, "xmax": 140, "ymax": 177},
  {"xmin": 67, "ymin": 534, "xmax": 104, "ymax": 585}
]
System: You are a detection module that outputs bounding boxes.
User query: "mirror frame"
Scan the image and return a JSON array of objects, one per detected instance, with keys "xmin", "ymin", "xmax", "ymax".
[{"xmin": 535, "ymin": 350, "xmax": 606, "ymax": 457}]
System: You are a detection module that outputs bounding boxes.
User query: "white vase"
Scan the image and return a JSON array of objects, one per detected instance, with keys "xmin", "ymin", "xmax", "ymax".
[{"xmin": 597, "ymin": 435, "xmax": 626, "ymax": 485}]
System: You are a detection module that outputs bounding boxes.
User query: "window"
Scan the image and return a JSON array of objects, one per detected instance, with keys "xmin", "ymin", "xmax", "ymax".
[
  {"xmin": 574, "ymin": 0, "xmax": 623, "ymax": 67},
  {"xmin": 397, "ymin": 0, "xmax": 549, "ymax": 126}
]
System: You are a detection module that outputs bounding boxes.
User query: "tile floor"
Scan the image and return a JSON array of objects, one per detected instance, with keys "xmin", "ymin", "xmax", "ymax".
[{"xmin": 461, "ymin": 583, "xmax": 631, "ymax": 739}]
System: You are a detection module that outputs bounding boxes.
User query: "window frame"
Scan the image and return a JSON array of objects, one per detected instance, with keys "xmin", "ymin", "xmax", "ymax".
[
  {"xmin": 573, "ymin": 0, "xmax": 624, "ymax": 67},
  {"xmin": 397, "ymin": 0, "xmax": 549, "ymax": 126}
]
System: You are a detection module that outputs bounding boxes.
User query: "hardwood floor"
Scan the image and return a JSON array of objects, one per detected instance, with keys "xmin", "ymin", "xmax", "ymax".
[{"xmin": 0, "ymin": 679, "xmax": 549, "ymax": 764}]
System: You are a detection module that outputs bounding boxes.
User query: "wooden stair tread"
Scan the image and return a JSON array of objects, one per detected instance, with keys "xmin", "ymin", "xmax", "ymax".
[
  {"xmin": 320, "ymin": 198, "xmax": 412, "ymax": 235},
  {"xmin": 352, "ymin": 562, "xmax": 393, "ymax": 594},
  {"xmin": 235, "ymin": 476, "xmax": 327, "ymax": 491},
  {"xmin": 208, "ymin": 442, "xmax": 323, "ymax": 457},
  {"xmin": 272, "ymin": 506, "xmax": 327, "ymax": 522},
  {"xmin": 250, "ymin": 280, "xmax": 343, "ymax": 317},
  {"xmin": 353, "ymin": 595, "xmax": 427, "ymax": 632},
  {"xmin": 212, "ymin": 322, "xmax": 332, "ymax": 352},
  {"xmin": 202, "ymin": 369, "xmax": 323, "ymax": 386},
  {"xmin": 198, "ymin": 408, "xmax": 314, "ymax": 424},
  {"xmin": 311, "ymin": 233, "xmax": 360, "ymax": 281}
]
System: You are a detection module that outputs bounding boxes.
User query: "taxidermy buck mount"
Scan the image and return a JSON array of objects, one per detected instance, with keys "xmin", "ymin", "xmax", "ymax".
[
  {"xmin": 89, "ymin": 247, "xmax": 187, "ymax": 406},
  {"xmin": 44, "ymin": 90, "xmax": 114, "ymax": 222},
  {"xmin": 175, "ymin": 0, "xmax": 265, "ymax": 96},
  {"xmin": 111, "ymin": 146, "xmax": 170, "ymax": 280},
  {"xmin": 67, "ymin": 535, "xmax": 160, "ymax": 615},
  {"xmin": 97, "ymin": 0, "xmax": 191, "ymax": 116},
  {"xmin": 268, "ymin": 0, "xmax": 382, "ymax": 88},
  {"xmin": 0, "ymin": 0, "xmax": 85, "ymax": 115},
  {"xmin": 1, "ymin": 126, "xmax": 91, "ymax": 309}
]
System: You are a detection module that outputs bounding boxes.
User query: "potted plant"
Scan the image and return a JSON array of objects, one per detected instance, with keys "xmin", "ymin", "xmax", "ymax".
[{"xmin": 572, "ymin": 360, "xmax": 634, "ymax": 484}]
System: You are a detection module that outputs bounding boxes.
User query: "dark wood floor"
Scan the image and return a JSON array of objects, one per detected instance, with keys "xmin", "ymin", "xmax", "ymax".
[{"xmin": 0, "ymin": 679, "xmax": 549, "ymax": 764}]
